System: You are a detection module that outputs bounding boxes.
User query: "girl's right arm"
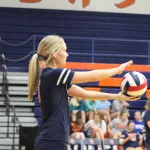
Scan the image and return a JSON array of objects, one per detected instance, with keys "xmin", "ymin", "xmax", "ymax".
[
  {"xmin": 71, "ymin": 60, "xmax": 132, "ymax": 84},
  {"xmin": 120, "ymin": 137, "xmax": 130, "ymax": 145}
]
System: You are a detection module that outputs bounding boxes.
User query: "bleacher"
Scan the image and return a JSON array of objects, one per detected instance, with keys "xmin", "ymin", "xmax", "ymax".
[
  {"xmin": 0, "ymin": 8, "xmax": 150, "ymax": 67},
  {"xmin": 0, "ymin": 67, "xmax": 38, "ymax": 150}
]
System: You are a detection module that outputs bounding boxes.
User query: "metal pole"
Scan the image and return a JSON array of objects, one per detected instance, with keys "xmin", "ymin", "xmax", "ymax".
[
  {"xmin": 6, "ymin": 105, "xmax": 10, "ymax": 137},
  {"xmin": 12, "ymin": 106, "xmax": 16, "ymax": 150},
  {"xmin": 1, "ymin": 54, "xmax": 5, "ymax": 94},
  {"xmin": 4, "ymin": 66, "xmax": 10, "ymax": 138},
  {"xmin": 6, "ymin": 94, "xmax": 10, "ymax": 138}
]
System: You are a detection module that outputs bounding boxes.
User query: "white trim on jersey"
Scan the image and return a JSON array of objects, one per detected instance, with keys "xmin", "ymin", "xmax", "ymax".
[
  {"xmin": 63, "ymin": 69, "xmax": 71, "ymax": 84},
  {"xmin": 57, "ymin": 68, "xmax": 66, "ymax": 85}
]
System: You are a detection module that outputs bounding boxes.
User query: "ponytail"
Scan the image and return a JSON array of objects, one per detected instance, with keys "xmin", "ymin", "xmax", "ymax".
[
  {"xmin": 27, "ymin": 35, "xmax": 64, "ymax": 100},
  {"xmin": 28, "ymin": 54, "xmax": 40, "ymax": 100}
]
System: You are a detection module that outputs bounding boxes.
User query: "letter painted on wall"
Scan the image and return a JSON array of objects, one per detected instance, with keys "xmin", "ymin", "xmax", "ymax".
[
  {"xmin": 115, "ymin": 0, "xmax": 135, "ymax": 9},
  {"xmin": 69, "ymin": 0, "xmax": 136, "ymax": 9},
  {"xmin": 20, "ymin": 0, "xmax": 41, "ymax": 2},
  {"xmin": 0, "ymin": 0, "xmax": 149, "ymax": 15},
  {"xmin": 69, "ymin": 0, "xmax": 90, "ymax": 8}
]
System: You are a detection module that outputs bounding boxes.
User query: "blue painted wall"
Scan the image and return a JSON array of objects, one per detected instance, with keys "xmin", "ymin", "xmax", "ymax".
[{"xmin": 0, "ymin": 7, "xmax": 150, "ymax": 67}]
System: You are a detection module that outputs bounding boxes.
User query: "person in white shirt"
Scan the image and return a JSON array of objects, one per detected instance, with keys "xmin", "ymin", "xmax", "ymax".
[
  {"xmin": 84, "ymin": 113, "xmax": 107, "ymax": 150},
  {"xmin": 84, "ymin": 113, "xmax": 106, "ymax": 141}
]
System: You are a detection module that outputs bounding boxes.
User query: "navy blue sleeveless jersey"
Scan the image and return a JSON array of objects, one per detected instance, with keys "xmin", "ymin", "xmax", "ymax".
[{"xmin": 35, "ymin": 68, "xmax": 75, "ymax": 143}]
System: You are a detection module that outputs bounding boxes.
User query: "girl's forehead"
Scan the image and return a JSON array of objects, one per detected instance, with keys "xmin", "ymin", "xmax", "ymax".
[{"xmin": 62, "ymin": 42, "xmax": 67, "ymax": 50}]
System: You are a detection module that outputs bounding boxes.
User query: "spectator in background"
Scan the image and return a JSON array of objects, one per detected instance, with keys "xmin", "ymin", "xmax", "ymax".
[
  {"xmin": 142, "ymin": 103, "xmax": 149, "ymax": 118},
  {"xmin": 84, "ymin": 113, "xmax": 106, "ymax": 150},
  {"xmin": 132, "ymin": 111, "xmax": 145, "ymax": 134},
  {"xmin": 120, "ymin": 121, "xmax": 143, "ymax": 150},
  {"xmin": 96, "ymin": 100, "xmax": 111, "ymax": 124},
  {"xmin": 108, "ymin": 111, "xmax": 129, "ymax": 139},
  {"xmin": 70, "ymin": 118, "xmax": 87, "ymax": 150},
  {"xmin": 69, "ymin": 97, "xmax": 86, "ymax": 124},
  {"xmin": 143, "ymin": 99, "xmax": 150, "ymax": 150},
  {"xmin": 85, "ymin": 100, "xmax": 98, "ymax": 121},
  {"xmin": 110, "ymin": 99, "xmax": 129, "ymax": 119}
]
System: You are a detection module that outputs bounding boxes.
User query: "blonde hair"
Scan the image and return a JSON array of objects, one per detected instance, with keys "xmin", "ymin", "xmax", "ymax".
[
  {"xmin": 70, "ymin": 97, "xmax": 79, "ymax": 106},
  {"xmin": 120, "ymin": 110, "xmax": 128, "ymax": 117},
  {"xmin": 28, "ymin": 35, "xmax": 64, "ymax": 100}
]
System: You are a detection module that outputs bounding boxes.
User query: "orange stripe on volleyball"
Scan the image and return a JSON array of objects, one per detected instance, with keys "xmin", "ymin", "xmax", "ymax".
[{"xmin": 128, "ymin": 77, "xmax": 147, "ymax": 91}]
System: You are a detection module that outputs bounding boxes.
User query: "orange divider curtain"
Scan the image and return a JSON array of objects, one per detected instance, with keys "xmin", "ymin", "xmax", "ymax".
[
  {"xmin": 84, "ymin": 87, "xmax": 100, "ymax": 92},
  {"xmin": 99, "ymin": 78, "xmax": 122, "ymax": 87}
]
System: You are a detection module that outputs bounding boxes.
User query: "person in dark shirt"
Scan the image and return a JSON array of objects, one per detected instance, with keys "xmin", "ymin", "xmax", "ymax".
[
  {"xmin": 120, "ymin": 121, "xmax": 143, "ymax": 150},
  {"xmin": 143, "ymin": 99, "xmax": 150, "ymax": 150},
  {"xmin": 28, "ymin": 35, "xmax": 138, "ymax": 150}
]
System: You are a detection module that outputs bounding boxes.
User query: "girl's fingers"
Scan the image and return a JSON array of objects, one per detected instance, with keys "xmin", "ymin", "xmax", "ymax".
[
  {"xmin": 118, "ymin": 60, "xmax": 133, "ymax": 74},
  {"xmin": 125, "ymin": 60, "xmax": 133, "ymax": 66}
]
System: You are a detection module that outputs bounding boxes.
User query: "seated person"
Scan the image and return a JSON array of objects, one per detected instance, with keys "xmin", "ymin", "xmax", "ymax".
[
  {"xmin": 69, "ymin": 97, "xmax": 86, "ymax": 123},
  {"xmin": 110, "ymin": 99, "xmax": 129, "ymax": 119},
  {"xmin": 84, "ymin": 113, "xmax": 106, "ymax": 150},
  {"xmin": 142, "ymin": 103, "xmax": 149, "ymax": 118},
  {"xmin": 132, "ymin": 111, "xmax": 145, "ymax": 134},
  {"xmin": 84, "ymin": 100, "xmax": 98, "ymax": 121},
  {"xmin": 108, "ymin": 110, "xmax": 129, "ymax": 139},
  {"xmin": 96, "ymin": 100, "xmax": 111, "ymax": 124},
  {"xmin": 70, "ymin": 118, "xmax": 87, "ymax": 150},
  {"xmin": 120, "ymin": 121, "xmax": 143, "ymax": 150}
]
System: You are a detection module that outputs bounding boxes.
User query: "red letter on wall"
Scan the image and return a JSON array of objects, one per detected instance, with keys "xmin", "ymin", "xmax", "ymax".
[
  {"xmin": 20, "ymin": 0, "xmax": 41, "ymax": 2},
  {"xmin": 115, "ymin": 0, "xmax": 135, "ymax": 9},
  {"xmin": 69, "ymin": 0, "xmax": 90, "ymax": 8}
]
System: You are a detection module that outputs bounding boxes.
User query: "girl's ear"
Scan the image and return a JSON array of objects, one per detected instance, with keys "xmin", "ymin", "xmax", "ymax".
[{"xmin": 52, "ymin": 51, "xmax": 57, "ymax": 58}]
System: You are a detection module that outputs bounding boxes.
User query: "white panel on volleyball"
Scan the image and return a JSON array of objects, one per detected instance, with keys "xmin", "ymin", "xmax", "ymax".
[
  {"xmin": 120, "ymin": 73, "xmax": 137, "ymax": 90},
  {"xmin": 126, "ymin": 73, "xmax": 137, "ymax": 86},
  {"xmin": 137, "ymin": 72, "xmax": 146, "ymax": 84}
]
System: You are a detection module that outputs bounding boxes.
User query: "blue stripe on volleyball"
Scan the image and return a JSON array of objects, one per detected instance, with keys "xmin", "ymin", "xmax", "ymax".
[
  {"xmin": 129, "ymin": 72, "xmax": 140, "ymax": 86},
  {"xmin": 124, "ymin": 81, "xmax": 130, "ymax": 95}
]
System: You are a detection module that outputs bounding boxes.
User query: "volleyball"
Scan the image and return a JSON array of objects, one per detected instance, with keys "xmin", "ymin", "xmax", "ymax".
[{"xmin": 120, "ymin": 71, "xmax": 148, "ymax": 97}]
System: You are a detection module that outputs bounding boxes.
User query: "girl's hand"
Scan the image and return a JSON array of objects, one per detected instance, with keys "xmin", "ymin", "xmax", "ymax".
[
  {"xmin": 117, "ymin": 60, "xmax": 133, "ymax": 75},
  {"xmin": 116, "ymin": 92, "xmax": 140, "ymax": 101}
]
